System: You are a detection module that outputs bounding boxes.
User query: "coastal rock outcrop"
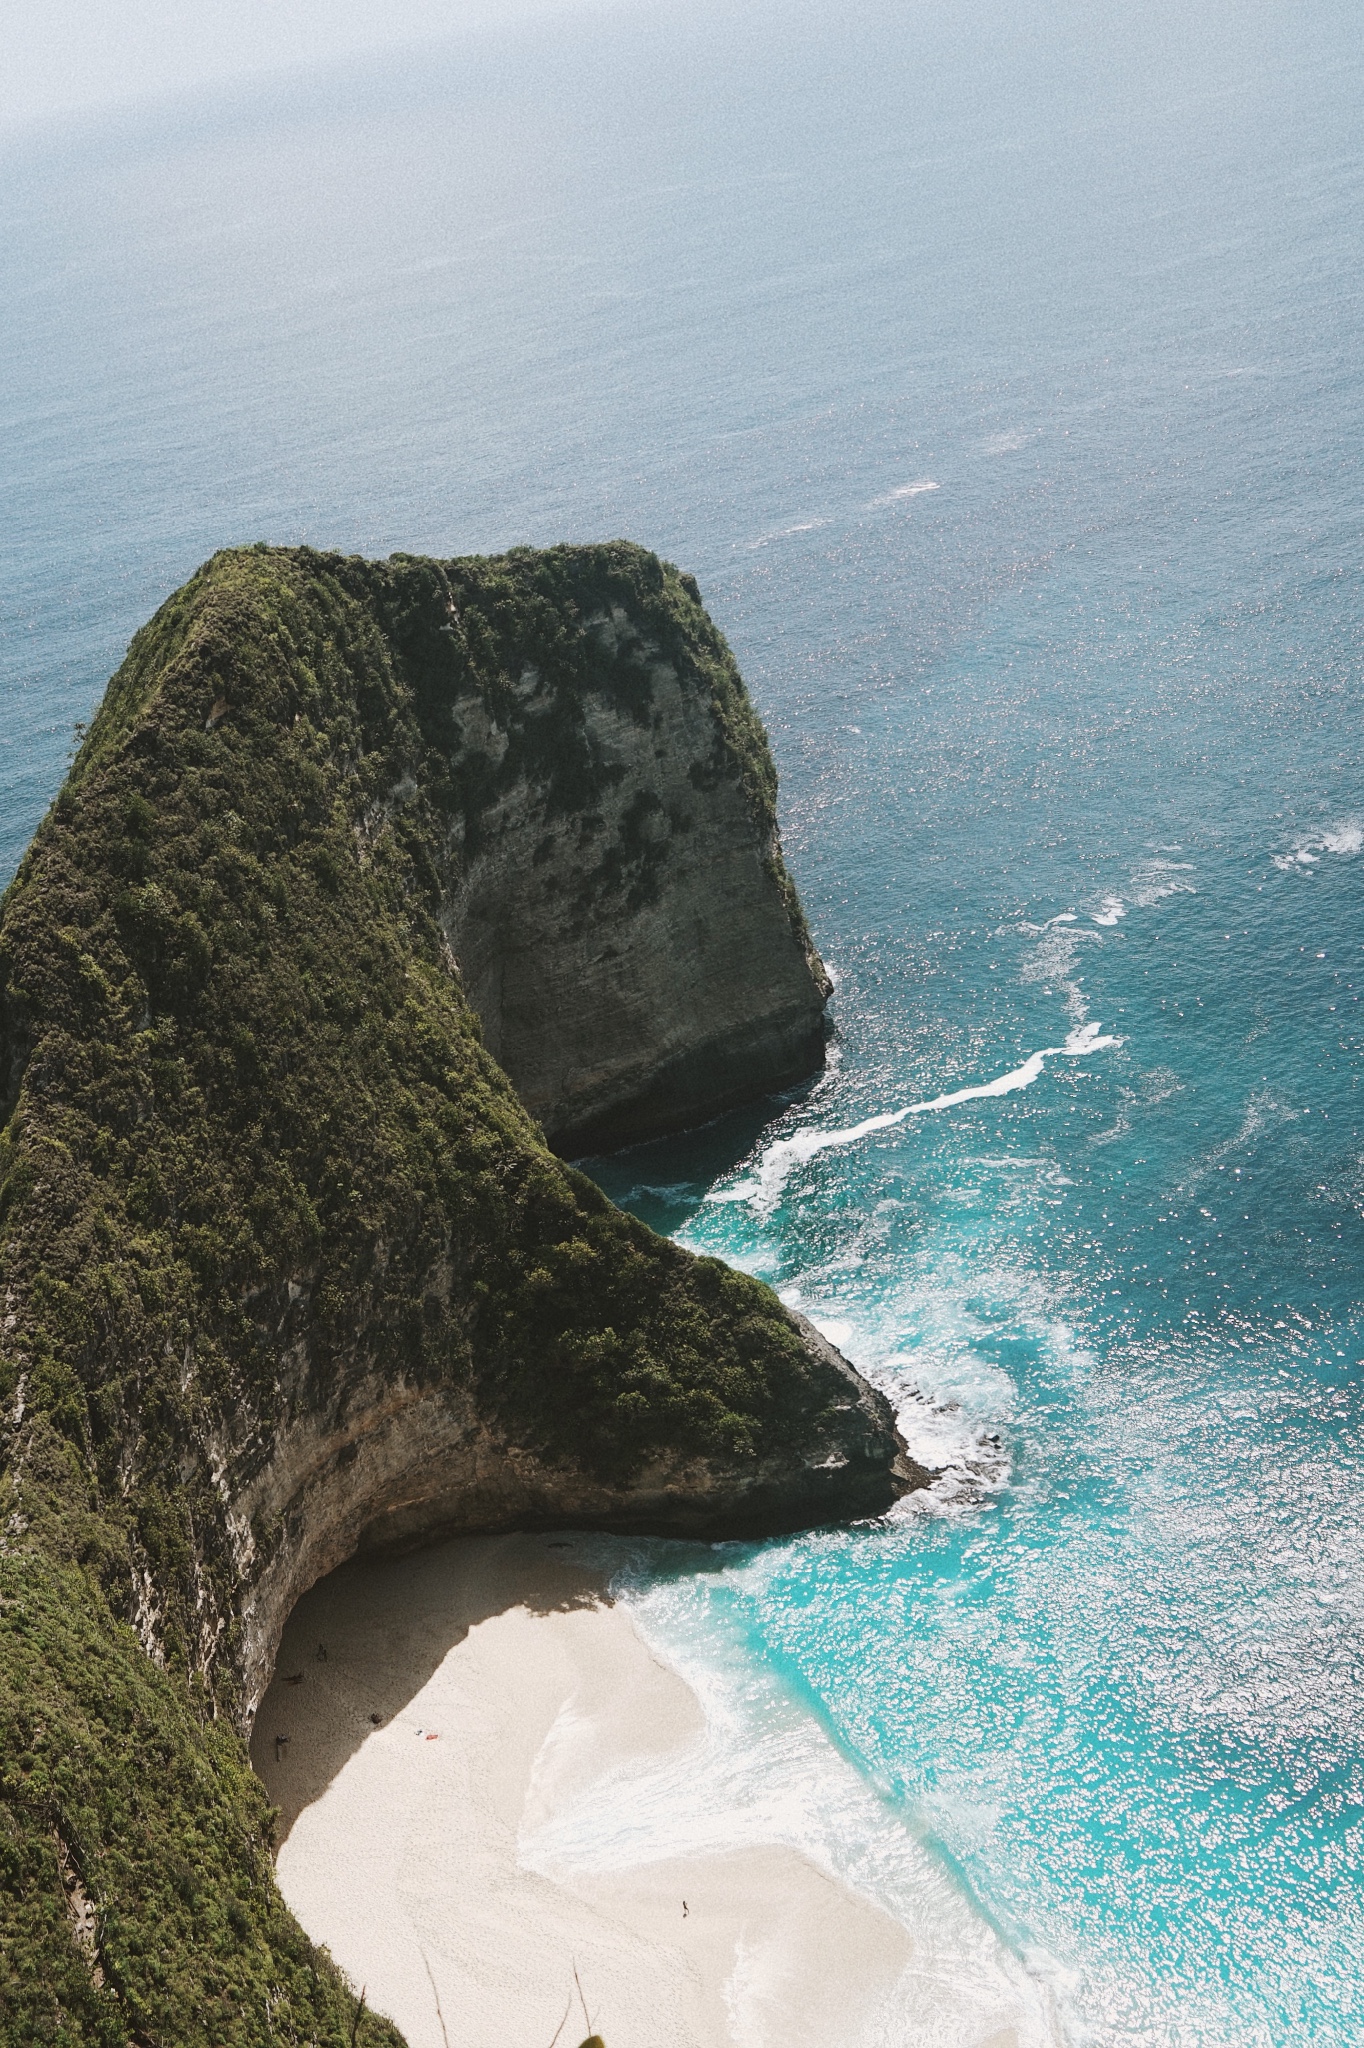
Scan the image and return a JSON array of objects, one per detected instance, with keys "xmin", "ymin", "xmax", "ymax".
[
  {"xmin": 428, "ymin": 559, "xmax": 832, "ymax": 1152},
  {"xmin": 0, "ymin": 541, "xmax": 920, "ymax": 2046},
  {"xmin": 233, "ymin": 1301, "xmax": 910, "ymax": 1717}
]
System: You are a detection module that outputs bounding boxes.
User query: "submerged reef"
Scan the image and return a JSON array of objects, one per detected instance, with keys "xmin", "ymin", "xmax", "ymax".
[{"xmin": 0, "ymin": 541, "xmax": 920, "ymax": 2044}]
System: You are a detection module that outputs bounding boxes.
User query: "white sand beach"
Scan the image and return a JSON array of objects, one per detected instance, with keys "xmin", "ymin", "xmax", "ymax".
[{"xmin": 250, "ymin": 1533, "xmax": 1038, "ymax": 2048}]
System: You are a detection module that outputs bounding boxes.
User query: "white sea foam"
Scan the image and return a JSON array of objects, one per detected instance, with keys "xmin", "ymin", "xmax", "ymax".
[
  {"xmin": 769, "ymin": 1271, "xmax": 1023, "ymax": 1524},
  {"xmin": 1272, "ymin": 819, "xmax": 1363, "ymax": 871},
  {"xmin": 1127, "ymin": 857, "xmax": 1196, "ymax": 908},
  {"xmin": 1019, "ymin": 921, "xmax": 1100, "ymax": 1023},
  {"xmin": 807, "ymin": 1313, "xmax": 856, "ymax": 1351},
  {"xmin": 1075, "ymin": 860, "xmax": 1193, "ymax": 932},
  {"xmin": 888, "ymin": 1380, "xmax": 1012, "ymax": 1513},
  {"xmin": 871, "ymin": 479, "xmax": 940, "ymax": 507},
  {"xmin": 520, "ymin": 1564, "xmax": 1064, "ymax": 2048},
  {"xmin": 709, "ymin": 1022, "xmax": 1119, "ymax": 1214},
  {"xmin": 741, "ymin": 519, "xmax": 830, "ymax": 551}
]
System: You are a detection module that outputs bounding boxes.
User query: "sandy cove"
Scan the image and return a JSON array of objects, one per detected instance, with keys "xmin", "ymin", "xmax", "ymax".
[{"xmin": 249, "ymin": 1532, "xmax": 1033, "ymax": 2048}]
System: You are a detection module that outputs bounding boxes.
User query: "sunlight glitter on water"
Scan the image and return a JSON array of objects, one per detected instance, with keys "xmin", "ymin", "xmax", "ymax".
[{"xmin": 7, "ymin": 2, "xmax": 1364, "ymax": 2036}]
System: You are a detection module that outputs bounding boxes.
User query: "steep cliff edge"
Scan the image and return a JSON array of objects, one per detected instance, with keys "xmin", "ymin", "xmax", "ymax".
[
  {"xmin": 0, "ymin": 542, "xmax": 921, "ymax": 2047},
  {"xmin": 420, "ymin": 548, "xmax": 832, "ymax": 1151}
]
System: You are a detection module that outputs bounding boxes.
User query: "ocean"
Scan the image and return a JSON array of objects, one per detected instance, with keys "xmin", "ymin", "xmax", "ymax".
[{"xmin": 4, "ymin": 0, "xmax": 1363, "ymax": 2039}]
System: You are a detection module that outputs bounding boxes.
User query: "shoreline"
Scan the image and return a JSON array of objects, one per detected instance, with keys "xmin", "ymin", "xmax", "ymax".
[{"xmin": 249, "ymin": 1531, "xmax": 922, "ymax": 2048}]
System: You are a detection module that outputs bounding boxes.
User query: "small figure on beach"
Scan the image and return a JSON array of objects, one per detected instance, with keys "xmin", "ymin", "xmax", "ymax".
[
  {"xmin": 274, "ymin": 1734, "xmax": 290, "ymax": 1762},
  {"xmin": 682, "ymin": 1900, "xmax": 688, "ymax": 1918},
  {"xmin": 317, "ymin": 1642, "xmax": 328, "ymax": 1660}
]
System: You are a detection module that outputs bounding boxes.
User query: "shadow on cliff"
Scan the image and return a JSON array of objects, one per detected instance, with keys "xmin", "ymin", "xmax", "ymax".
[
  {"xmin": 248, "ymin": 1528, "xmax": 713, "ymax": 1842},
  {"xmin": 576, "ymin": 1079, "xmax": 825, "ymax": 1236}
]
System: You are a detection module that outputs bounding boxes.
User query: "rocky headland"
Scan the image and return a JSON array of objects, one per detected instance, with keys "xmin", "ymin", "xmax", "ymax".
[{"xmin": 0, "ymin": 541, "xmax": 922, "ymax": 2045}]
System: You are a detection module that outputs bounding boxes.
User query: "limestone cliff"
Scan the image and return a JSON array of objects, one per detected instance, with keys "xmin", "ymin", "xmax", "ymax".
[
  {"xmin": 0, "ymin": 541, "xmax": 920, "ymax": 2047},
  {"xmin": 426, "ymin": 555, "xmax": 832, "ymax": 1152}
]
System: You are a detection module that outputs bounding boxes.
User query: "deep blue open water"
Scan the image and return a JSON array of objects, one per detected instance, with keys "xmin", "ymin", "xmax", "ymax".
[{"xmin": 4, "ymin": 2, "xmax": 1363, "ymax": 2038}]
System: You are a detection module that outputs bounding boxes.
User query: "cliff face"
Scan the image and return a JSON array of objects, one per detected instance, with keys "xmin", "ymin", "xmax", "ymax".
[
  {"xmin": 233, "ymin": 1302, "xmax": 905, "ymax": 1719},
  {"xmin": 0, "ymin": 542, "xmax": 919, "ymax": 2047},
  {"xmin": 427, "ymin": 559, "xmax": 831, "ymax": 1152}
]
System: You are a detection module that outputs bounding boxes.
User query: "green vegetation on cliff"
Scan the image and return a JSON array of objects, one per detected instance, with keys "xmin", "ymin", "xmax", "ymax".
[{"xmin": 0, "ymin": 543, "xmax": 899, "ymax": 2045}]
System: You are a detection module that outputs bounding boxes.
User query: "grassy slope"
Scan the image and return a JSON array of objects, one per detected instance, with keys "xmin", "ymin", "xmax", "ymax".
[{"xmin": 0, "ymin": 544, "xmax": 845, "ymax": 2044}]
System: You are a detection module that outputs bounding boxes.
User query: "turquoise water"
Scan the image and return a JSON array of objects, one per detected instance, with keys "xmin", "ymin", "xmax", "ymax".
[{"xmin": 4, "ymin": 1, "xmax": 1364, "ymax": 2037}]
